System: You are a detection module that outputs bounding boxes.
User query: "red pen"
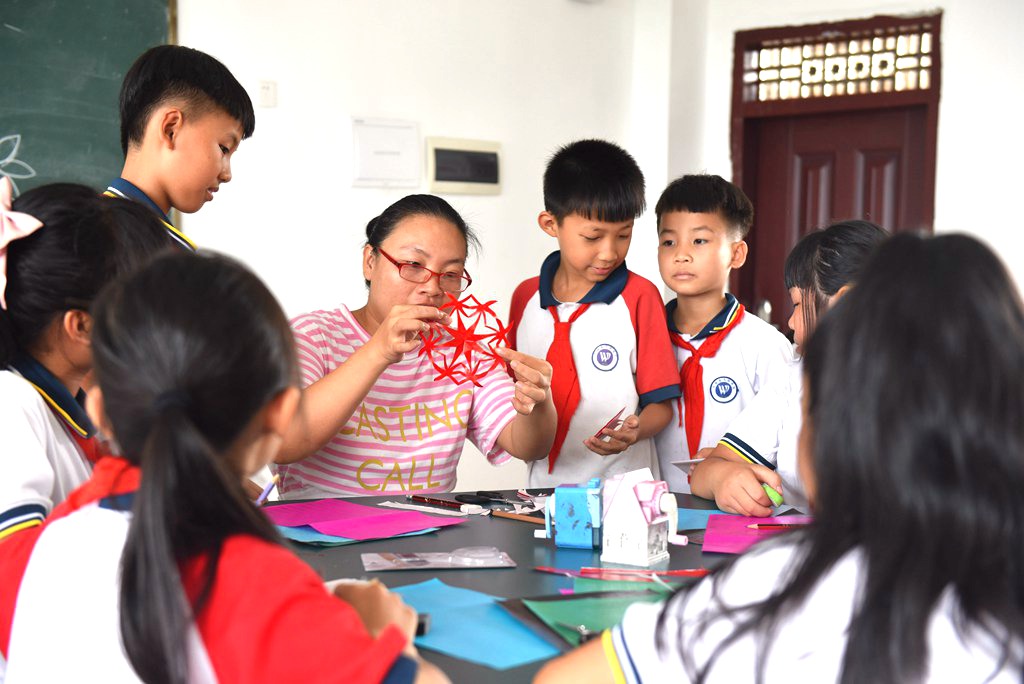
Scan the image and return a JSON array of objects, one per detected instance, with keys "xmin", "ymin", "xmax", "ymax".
[
  {"xmin": 407, "ymin": 495, "xmax": 463, "ymax": 511},
  {"xmin": 579, "ymin": 567, "xmax": 709, "ymax": 578}
]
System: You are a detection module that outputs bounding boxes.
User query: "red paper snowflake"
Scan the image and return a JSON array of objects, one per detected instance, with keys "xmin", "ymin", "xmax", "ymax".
[{"xmin": 419, "ymin": 293, "xmax": 512, "ymax": 387}]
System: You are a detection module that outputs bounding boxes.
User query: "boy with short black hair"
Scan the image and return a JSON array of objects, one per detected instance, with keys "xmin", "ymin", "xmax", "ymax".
[
  {"xmin": 103, "ymin": 45, "xmax": 255, "ymax": 250},
  {"xmin": 509, "ymin": 139, "xmax": 680, "ymax": 488},
  {"xmin": 653, "ymin": 174, "xmax": 793, "ymax": 492}
]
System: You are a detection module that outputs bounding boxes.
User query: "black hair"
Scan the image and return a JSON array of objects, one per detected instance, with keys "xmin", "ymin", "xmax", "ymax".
[
  {"xmin": 543, "ymin": 139, "xmax": 645, "ymax": 223},
  {"xmin": 783, "ymin": 219, "xmax": 889, "ymax": 339},
  {"xmin": 655, "ymin": 174, "xmax": 754, "ymax": 239},
  {"xmin": 0, "ymin": 184, "xmax": 174, "ymax": 367},
  {"xmin": 90, "ymin": 251, "xmax": 298, "ymax": 684},
  {"xmin": 119, "ymin": 45, "xmax": 256, "ymax": 156},
  {"xmin": 663, "ymin": 232, "xmax": 1024, "ymax": 683},
  {"xmin": 363, "ymin": 194, "xmax": 479, "ymax": 287}
]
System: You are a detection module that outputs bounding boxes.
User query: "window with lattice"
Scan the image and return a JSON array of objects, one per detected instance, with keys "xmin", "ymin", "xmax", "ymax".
[{"xmin": 742, "ymin": 21, "xmax": 935, "ymax": 102}]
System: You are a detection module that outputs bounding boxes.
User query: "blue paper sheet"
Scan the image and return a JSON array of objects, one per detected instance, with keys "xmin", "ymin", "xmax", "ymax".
[
  {"xmin": 394, "ymin": 578, "xmax": 559, "ymax": 670},
  {"xmin": 276, "ymin": 525, "xmax": 438, "ymax": 546},
  {"xmin": 677, "ymin": 508, "xmax": 737, "ymax": 531}
]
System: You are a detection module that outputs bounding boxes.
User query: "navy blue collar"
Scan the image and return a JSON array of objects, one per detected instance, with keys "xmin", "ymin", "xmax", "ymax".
[
  {"xmin": 104, "ymin": 179, "xmax": 196, "ymax": 251},
  {"xmin": 666, "ymin": 293, "xmax": 740, "ymax": 341},
  {"xmin": 9, "ymin": 353, "xmax": 96, "ymax": 438},
  {"xmin": 537, "ymin": 251, "xmax": 630, "ymax": 308},
  {"xmin": 105, "ymin": 178, "xmax": 172, "ymax": 224}
]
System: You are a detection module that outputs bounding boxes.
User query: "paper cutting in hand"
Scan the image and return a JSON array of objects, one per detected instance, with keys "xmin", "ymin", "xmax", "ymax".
[{"xmin": 419, "ymin": 293, "xmax": 513, "ymax": 387}]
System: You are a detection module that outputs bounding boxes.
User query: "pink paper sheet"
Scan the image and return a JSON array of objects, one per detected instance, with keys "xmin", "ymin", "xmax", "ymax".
[
  {"xmin": 264, "ymin": 499, "xmax": 463, "ymax": 540},
  {"xmin": 703, "ymin": 515, "xmax": 813, "ymax": 554}
]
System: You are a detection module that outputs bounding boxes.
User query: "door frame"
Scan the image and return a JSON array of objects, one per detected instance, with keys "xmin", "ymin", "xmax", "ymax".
[{"xmin": 730, "ymin": 13, "xmax": 942, "ymax": 305}]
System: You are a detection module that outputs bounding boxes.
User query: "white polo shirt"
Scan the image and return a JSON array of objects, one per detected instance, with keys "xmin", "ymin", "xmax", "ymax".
[
  {"xmin": 510, "ymin": 252, "xmax": 680, "ymax": 488},
  {"xmin": 606, "ymin": 540, "xmax": 1023, "ymax": 682},
  {"xmin": 718, "ymin": 358, "xmax": 808, "ymax": 511},
  {"xmin": 0, "ymin": 357, "xmax": 95, "ymax": 541},
  {"xmin": 655, "ymin": 295, "xmax": 794, "ymax": 492}
]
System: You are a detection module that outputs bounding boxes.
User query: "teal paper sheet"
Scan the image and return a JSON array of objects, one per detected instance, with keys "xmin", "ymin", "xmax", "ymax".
[
  {"xmin": 276, "ymin": 525, "xmax": 438, "ymax": 546},
  {"xmin": 677, "ymin": 508, "xmax": 736, "ymax": 531},
  {"xmin": 394, "ymin": 578, "xmax": 559, "ymax": 670}
]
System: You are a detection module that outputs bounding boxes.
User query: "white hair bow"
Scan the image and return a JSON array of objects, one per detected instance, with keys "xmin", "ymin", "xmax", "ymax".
[{"xmin": 0, "ymin": 176, "xmax": 44, "ymax": 309}]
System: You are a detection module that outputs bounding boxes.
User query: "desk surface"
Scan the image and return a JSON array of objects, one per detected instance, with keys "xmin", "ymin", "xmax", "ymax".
[{"xmin": 288, "ymin": 492, "xmax": 722, "ymax": 684}]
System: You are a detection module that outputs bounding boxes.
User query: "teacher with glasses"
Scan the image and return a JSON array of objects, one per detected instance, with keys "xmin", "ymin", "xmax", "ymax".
[{"xmin": 275, "ymin": 195, "xmax": 556, "ymax": 498}]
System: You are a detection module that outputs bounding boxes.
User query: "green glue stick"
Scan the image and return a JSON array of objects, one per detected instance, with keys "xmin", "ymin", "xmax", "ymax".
[{"xmin": 762, "ymin": 483, "xmax": 784, "ymax": 507}]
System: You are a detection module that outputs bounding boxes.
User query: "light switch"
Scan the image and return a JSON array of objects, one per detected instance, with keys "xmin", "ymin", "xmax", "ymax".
[{"xmin": 258, "ymin": 80, "xmax": 277, "ymax": 108}]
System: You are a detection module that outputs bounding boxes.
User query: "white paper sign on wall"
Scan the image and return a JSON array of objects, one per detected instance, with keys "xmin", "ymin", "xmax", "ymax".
[{"xmin": 351, "ymin": 118, "xmax": 420, "ymax": 188}]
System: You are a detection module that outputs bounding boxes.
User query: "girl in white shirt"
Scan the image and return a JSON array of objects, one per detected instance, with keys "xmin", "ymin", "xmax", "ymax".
[
  {"xmin": 536, "ymin": 232, "xmax": 1024, "ymax": 683},
  {"xmin": 691, "ymin": 219, "xmax": 888, "ymax": 515},
  {"xmin": 0, "ymin": 180, "xmax": 170, "ymax": 540}
]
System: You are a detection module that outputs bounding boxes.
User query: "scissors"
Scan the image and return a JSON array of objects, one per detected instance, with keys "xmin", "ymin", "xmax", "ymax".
[{"xmin": 454, "ymin": 490, "xmax": 522, "ymax": 506}]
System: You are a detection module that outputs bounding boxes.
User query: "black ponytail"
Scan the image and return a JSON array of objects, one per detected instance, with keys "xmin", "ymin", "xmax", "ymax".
[
  {"xmin": 0, "ymin": 183, "xmax": 172, "ymax": 367},
  {"xmin": 91, "ymin": 251, "xmax": 298, "ymax": 684}
]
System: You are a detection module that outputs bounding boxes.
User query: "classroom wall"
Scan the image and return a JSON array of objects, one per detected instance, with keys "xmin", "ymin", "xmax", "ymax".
[{"xmin": 177, "ymin": 0, "xmax": 1023, "ymax": 491}]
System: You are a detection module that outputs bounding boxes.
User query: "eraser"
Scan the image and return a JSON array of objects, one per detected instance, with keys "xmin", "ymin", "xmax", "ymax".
[{"xmin": 762, "ymin": 483, "xmax": 784, "ymax": 507}]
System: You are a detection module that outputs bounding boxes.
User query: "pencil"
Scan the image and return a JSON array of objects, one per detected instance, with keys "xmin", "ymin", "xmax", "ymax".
[
  {"xmin": 491, "ymin": 509, "xmax": 545, "ymax": 525},
  {"xmin": 255, "ymin": 474, "xmax": 279, "ymax": 505},
  {"xmin": 746, "ymin": 522, "xmax": 808, "ymax": 529}
]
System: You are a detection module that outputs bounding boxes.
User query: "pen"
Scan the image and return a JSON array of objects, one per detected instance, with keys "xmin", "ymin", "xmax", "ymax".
[
  {"xmin": 746, "ymin": 523, "xmax": 808, "ymax": 529},
  {"xmin": 579, "ymin": 567, "xmax": 709, "ymax": 578},
  {"xmin": 255, "ymin": 474, "xmax": 279, "ymax": 505},
  {"xmin": 407, "ymin": 494, "xmax": 463, "ymax": 511}
]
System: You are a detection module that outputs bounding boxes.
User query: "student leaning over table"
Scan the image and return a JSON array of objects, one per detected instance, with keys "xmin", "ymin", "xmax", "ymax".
[
  {"xmin": 275, "ymin": 194, "xmax": 556, "ymax": 498},
  {"xmin": 535, "ymin": 232, "xmax": 1024, "ymax": 683}
]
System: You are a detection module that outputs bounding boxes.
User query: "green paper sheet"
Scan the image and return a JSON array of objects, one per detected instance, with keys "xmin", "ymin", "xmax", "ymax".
[
  {"xmin": 523, "ymin": 592, "xmax": 665, "ymax": 647},
  {"xmin": 572, "ymin": 576, "xmax": 677, "ymax": 595}
]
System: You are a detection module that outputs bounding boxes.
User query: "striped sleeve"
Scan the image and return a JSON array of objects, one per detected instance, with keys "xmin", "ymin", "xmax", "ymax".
[
  {"xmin": 605, "ymin": 600, "xmax": 688, "ymax": 683},
  {"xmin": 0, "ymin": 380, "xmax": 56, "ymax": 539},
  {"xmin": 465, "ymin": 361, "xmax": 518, "ymax": 464},
  {"xmin": 717, "ymin": 361, "xmax": 798, "ymax": 469},
  {"xmin": 290, "ymin": 314, "xmax": 333, "ymax": 388}
]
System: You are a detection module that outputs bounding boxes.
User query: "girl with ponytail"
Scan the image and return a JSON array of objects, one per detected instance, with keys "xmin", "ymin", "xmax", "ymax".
[{"xmin": 2, "ymin": 251, "xmax": 447, "ymax": 684}]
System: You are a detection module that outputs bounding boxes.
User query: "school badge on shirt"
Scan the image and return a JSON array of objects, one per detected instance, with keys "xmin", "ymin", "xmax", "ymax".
[{"xmin": 710, "ymin": 376, "xmax": 739, "ymax": 403}]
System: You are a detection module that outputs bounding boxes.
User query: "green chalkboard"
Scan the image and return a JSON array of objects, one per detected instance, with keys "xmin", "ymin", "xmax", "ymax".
[{"xmin": 0, "ymin": 0, "xmax": 170, "ymax": 195}]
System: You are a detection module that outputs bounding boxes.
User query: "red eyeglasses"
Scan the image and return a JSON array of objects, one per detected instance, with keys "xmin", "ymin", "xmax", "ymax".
[{"xmin": 377, "ymin": 248, "xmax": 472, "ymax": 293}]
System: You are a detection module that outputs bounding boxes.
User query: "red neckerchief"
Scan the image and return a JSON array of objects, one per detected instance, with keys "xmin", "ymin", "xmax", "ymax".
[{"xmin": 670, "ymin": 305, "xmax": 746, "ymax": 457}]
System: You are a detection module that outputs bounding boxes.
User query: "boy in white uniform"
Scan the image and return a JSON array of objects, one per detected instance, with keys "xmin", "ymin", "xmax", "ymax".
[
  {"xmin": 652, "ymin": 174, "xmax": 792, "ymax": 492},
  {"xmin": 510, "ymin": 140, "xmax": 680, "ymax": 488}
]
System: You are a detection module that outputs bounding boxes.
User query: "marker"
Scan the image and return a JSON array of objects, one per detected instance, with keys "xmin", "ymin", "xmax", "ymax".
[
  {"xmin": 762, "ymin": 483, "xmax": 784, "ymax": 507},
  {"xmin": 407, "ymin": 494, "xmax": 463, "ymax": 511},
  {"xmin": 255, "ymin": 474, "xmax": 279, "ymax": 505},
  {"xmin": 746, "ymin": 522, "xmax": 808, "ymax": 530}
]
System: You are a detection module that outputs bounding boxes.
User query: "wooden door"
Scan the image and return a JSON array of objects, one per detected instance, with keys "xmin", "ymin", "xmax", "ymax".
[
  {"xmin": 729, "ymin": 13, "xmax": 941, "ymax": 329},
  {"xmin": 736, "ymin": 105, "xmax": 929, "ymax": 328}
]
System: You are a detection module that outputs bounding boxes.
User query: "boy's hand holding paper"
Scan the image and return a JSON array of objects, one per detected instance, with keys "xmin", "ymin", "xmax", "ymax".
[{"xmin": 584, "ymin": 412, "xmax": 640, "ymax": 456}]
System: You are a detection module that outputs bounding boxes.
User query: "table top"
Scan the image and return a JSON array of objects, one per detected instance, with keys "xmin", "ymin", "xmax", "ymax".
[{"xmin": 287, "ymin": 491, "xmax": 723, "ymax": 684}]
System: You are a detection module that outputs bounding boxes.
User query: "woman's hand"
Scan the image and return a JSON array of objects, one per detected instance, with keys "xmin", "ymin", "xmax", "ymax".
[
  {"xmin": 366, "ymin": 305, "xmax": 450, "ymax": 365},
  {"xmin": 495, "ymin": 346, "xmax": 552, "ymax": 415}
]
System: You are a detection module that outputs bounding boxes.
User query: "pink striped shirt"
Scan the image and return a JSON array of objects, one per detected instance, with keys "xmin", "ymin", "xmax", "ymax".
[{"xmin": 277, "ymin": 305, "xmax": 518, "ymax": 497}]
